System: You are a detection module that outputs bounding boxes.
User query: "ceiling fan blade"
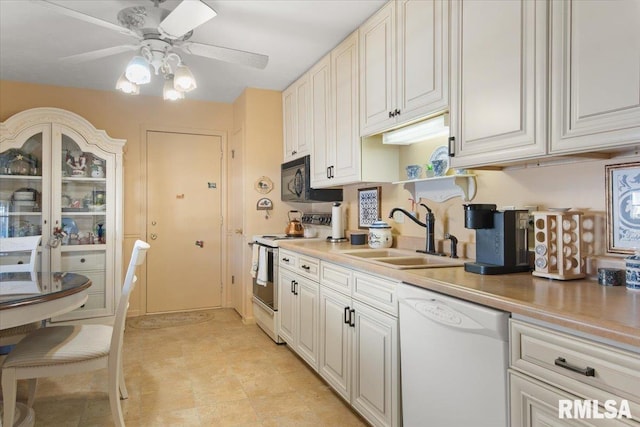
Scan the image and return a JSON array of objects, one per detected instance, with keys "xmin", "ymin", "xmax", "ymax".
[
  {"xmin": 31, "ymin": 0, "xmax": 138, "ymax": 38},
  {"xmin": 159, "ymin": 0, "xmax": 217, "ymax": 39},
  {"xmin": 180, "ymin": 42, "xmax": 269, "ymax": 70},
  {"xmin": 61, "ymin": 45, "xmax": 140, "ymax": 64}
]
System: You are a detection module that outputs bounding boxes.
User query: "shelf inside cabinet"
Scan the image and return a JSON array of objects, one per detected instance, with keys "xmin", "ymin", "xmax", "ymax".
[
  {"xmin": 61, "ymin": 244, "xmax": 106, "ymax": 252},
  {"xmin": 394, "ymin": 174, "xmax": 477, "ymax": 202},
  {"xmin": 0, "ymin": 174, "xmax": 42, "ymax": 181}
]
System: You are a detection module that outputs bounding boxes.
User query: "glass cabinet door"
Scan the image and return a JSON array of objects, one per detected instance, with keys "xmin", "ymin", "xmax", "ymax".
[
  {"xmin": 0, "ymin": 125, "xmax": 51, "ymax": 273},
  {"xmin": 50, "ymin": 126, "xmax": 115, "ymax": 321}
]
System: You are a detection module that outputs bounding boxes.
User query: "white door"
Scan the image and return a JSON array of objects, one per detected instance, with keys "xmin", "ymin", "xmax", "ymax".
[
  {"xmin": 352, "ymin": 300, "xmax": 398, "ymax": 427},
  {"xmin": 146, "ymin": 131, "xmax": 222, "ymax": 313},
  {"xmin": 319, "ymin": 286, "xmax": 352, "ymax": 401}
]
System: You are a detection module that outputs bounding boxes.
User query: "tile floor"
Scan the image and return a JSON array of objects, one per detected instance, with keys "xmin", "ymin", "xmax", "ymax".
[{"xmin": 0, "ymin": 309, "xmax": 368, "ymax": 426}]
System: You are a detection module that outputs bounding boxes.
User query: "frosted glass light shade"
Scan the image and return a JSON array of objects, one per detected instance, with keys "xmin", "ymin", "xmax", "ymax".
[
  {"xmin": 125, "ymin": 56, "xmax": 151, "ymax": 85},
  {"xmin": 382, "ymin": 114, "xmax": 449, "ymax": 145},
  {"xmin": 115, "ymin": 73, "xmax": 140, "ymax": 95},
  {"xmin": 163, "ymin": 76, "xmax": 184, "ymax": 101},
  {"xmin": 173, "ymin": 64, "xmax": 197, "ymax": 92}
]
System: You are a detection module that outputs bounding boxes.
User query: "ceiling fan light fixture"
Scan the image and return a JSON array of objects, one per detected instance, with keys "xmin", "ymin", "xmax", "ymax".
[
  {"xmin": 115, "ymin": 73, "xmax": 140, "ymax": 95},
  {"xmin": 125, "ymin": 55, "xmax": 151, "ymax": 85},
  {"xmin": 173, "ymin": 64, "xmax": 197, "ymax": 92},
  {"xmin": 163, "ymin": 75, "xmax": 185, "ymax": 101}
]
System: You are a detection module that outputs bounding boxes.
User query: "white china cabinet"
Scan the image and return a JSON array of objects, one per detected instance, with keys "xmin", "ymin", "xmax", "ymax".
[
  {"xmin": 0, "ymin": 108, "xmax": 124, "ymax": 323},
  {"xmin": 359, "ymin": 0, "xmax": 449, "ymax": 137}
]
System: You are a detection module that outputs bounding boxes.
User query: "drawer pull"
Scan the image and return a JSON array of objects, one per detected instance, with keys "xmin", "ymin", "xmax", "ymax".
[
  {"xmin": 80, "ymin": 258, "xmax": 86, "ymax": 263},
  {"xmin": 554, "ymin": 357, "xmax": 595, "ymax": 377},
  {"xmin": 282, "ymin": 257, "xmax": 290, "ymax": 262},
  {"xmin": 301, "ymin": 265, "xmax": 310, "ymax": 270}
]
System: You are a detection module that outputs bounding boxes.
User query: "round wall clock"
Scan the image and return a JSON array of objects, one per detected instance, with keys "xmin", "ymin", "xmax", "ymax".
[{"xmin": 255, "ymin": 176, "xmax": 274, "ymax": 194}]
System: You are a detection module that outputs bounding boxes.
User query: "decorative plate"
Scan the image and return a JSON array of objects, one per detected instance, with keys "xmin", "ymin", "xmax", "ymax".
[
  {"xmin": 255, "ymin": 176, "xmax": 273, "ymax": 194},
  {"xmin": 429, "ymin": 146, "xmax": 450, "ymax": 177}
]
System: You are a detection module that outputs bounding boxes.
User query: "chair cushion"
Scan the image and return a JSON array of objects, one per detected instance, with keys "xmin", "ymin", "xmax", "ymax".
[{"xmin": 2, "ymin": 325, "xmax": 112, "ymax": 368}]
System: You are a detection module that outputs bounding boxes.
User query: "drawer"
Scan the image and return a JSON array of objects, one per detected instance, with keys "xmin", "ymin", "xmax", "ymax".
[
  {"xmin": 279, "ymin": 249, "xmax": 298, "ymax": 270},
  {"xmin": 296, "ymin": 254, "xmax": 319, "ymax": 281},
  {"xmin": 77, "ymin": 270, "xmax": 106, "ymax": 293},
  {"xmin": 320, "ymin": 261, "xmax": 352, "ymax": 295},
  {"xmin": 510, "ymin": 319, "xmax": 640, "ymax": 413},
  {"xmin": 61, "ymin": 251, "xmax": 106, "ymax": 271},
  {"xmin": 352, "ymin": 272, "xmax": 398, "ymax": 316}
]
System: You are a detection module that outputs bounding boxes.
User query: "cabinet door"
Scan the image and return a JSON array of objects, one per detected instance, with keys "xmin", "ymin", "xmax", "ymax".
[
  {"xmin": 282, "ymin": 84, "xmax": 297, "ymax": 162},
  {"xmin": 509, "ymin": 370, "xmax": 637, "ymax": 427},
  {"xmin": 352, "ymin": 300, "xmax": 399, "ymax": 427},
  {"xmin": 295, "ymin": 74, "xmax": 312, "ymax": 159},
  {"xmin": 310, "ymin": 54, "xmax": 333, "ymax": 188},
  {"xmin": 295, "ymin": 276, "xmax": 319, "ymax": 371},
  {"xmin": 397, "ymin": 0, "xmax": 448, "ymax": 124},
  {"xmin": 319, "ymin": 286, "xmax": 352, "ymax": 401},
  {"xmin": 278, "ymin": 268, "xmax": 297, "ymax": 345},
  {"xmin": 331, "ymin": 31, "xmax": 361, "ymax": 186},
  {"xmin": 550, "ymin": 0, "xmax": 640, "ymax": 154},
  {"xmin": 359, "ymin": 1, "xmax": 395, "ymax": 137},
  {"xmin": 450, "ymin": 0, "xmax": 548, "ymax": 168}
]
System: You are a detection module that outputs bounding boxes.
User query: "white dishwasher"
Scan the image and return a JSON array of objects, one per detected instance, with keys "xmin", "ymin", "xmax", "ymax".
[{"xmin": 398, "ymin": 282, "xmax": 509, "ymax": 427}]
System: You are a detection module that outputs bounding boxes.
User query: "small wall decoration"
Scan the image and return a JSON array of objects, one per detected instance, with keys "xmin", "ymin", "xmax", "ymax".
[
  {"xmin": 358, "ymin": 186, "xmax": 381, "ymax": 229},
  {"xmin": 255, "ymin": 176, "xmax": 273, "ymax": 194},
  {"xmin": 606, "ymin": 161, "xmax": 640, "ymax": 254},
  {"xmin": 256, "ymin": 197, "xmax": 273, "ymax": 219}
]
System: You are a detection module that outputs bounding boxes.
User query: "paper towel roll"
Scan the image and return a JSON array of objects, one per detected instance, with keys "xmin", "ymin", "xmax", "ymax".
[{"xmin": 332, "ymin": 203, "xmax": 344, "ymax": 239}]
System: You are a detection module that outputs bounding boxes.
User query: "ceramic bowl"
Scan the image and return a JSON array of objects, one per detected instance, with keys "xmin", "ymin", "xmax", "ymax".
[{"xmin": 405, "ymin": 165, "xmax": 422, "ymax": 180}]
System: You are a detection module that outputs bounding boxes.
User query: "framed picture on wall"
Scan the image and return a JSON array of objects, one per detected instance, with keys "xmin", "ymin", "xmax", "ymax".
[
  {"xmin": 358, "ymin": 186, "xmax": 381, "ymax": 229},
  {"xmin": 606, "ymin": 161, "xmax": 640, "ymax": 254}
]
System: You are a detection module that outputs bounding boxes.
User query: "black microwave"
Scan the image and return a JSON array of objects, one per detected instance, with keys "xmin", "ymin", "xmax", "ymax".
[{"xmin": 281, "ymin": 155, "xmax": 342, "ymax": 203}]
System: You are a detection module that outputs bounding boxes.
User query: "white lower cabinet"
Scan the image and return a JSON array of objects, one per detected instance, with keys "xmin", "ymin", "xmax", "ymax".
[
  {"xmin": 509, "ymin": 319, "xmax": 640, "ymax": 426},
  {"xmin": 319, "ymin": 262, "xmax": 400, "ymax": 427},
  {"xmin": 278, "ymin": 267, "xmax": 320, "ymax": 370}
]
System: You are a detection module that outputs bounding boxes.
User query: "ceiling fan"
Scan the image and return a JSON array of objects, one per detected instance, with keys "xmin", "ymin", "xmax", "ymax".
[{"xmin": 34, "ymin": 0, "xmax": 269, "ymax": 98}]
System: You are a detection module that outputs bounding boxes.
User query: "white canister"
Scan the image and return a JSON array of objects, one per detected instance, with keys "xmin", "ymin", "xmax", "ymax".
[
  {"xmin": 368, "ymin": 220, "xmax": 392, "ymax": 249},
  {"xmin": 625, "ymin": 251, "xmax": 640, "ymax": 290}
]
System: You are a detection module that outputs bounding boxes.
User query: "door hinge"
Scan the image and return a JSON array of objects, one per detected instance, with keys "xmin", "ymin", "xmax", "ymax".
[
  {"xmin": 231, "ymin": 275, "xmax": 235, "ymax": 284},
  {"xmin": 231, "ymin": 149, "xmax": 235, "ymax": 159}
]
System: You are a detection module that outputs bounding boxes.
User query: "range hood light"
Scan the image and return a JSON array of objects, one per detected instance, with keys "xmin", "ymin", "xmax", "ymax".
[{"xmin": 382, "ymin": 114, "xmax": 449, "ymax": 145}]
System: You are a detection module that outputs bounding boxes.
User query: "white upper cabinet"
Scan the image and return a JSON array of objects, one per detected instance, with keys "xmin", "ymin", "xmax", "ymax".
[
  {"xmin": 360, "ymin": 0, "xmax": 449, "ymax": 137},
  {"xmin": 549, "ymin": 0, "xmax": 640, "ymax": 154},
  {"xmin": 449, "ymin": 0, "xmax": 548, "ymax": 168},
  {"xmin": 282, "ymin": 73, "xmax": 311, "ymax": 162},
  {"xmin": 310, "ymin": 31, "xmax": 361, "ymax": 188}
]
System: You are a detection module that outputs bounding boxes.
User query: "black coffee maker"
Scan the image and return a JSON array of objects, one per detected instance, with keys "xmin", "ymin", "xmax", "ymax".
[{"xmin": 463, "ymin": 204, "xmax": 530, "ymax": 275}]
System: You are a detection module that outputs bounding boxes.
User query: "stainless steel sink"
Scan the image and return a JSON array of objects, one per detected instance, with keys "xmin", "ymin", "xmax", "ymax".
[{"xmin": 338, "ymin": 248, "xmax": 464, "ymax": 269}]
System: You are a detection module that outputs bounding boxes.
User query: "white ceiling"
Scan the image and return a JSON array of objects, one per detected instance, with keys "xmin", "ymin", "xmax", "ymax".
[{"xmin": 0, "ymin": 0, "xmax": 386, "ymax": 103}]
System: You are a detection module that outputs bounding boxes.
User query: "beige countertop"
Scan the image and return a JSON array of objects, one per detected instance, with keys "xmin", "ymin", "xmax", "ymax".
[{"xmin": 278, "ymin": 240, "xmax": 640, "ymax": 349}]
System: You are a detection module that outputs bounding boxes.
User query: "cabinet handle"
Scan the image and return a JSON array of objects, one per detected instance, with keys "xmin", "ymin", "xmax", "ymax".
[
  {"xmin": 349, "ymin": 308, "xmax": 355, "ymax": 327},
  {"xmin": 290, "ymin": 280, "xmax": 295, "ymax": 294},
  {"xmin": 388, "ymin": 111, "xmax": 394, "ymax": 118},
  {"xmin": 394, "ymin": 108, "xmax": 401, "ymax": 116},
  {"xmin": 327, "ymin": 167, "xmax": 330, "ymax": 179},
  {"xmin": 293, "ymin": 280, "xmax": 298, "ymax": 296},
  {"xmin": 329, "ymin": 166, "xmax": 334, "ymax": 179},
  {"xmin": 554, "ymin": 357, "xmax": 595, "ymax": 377},
  {"xmin": 80, "ymin": 258, "xmax": 85, "ymax": 263},
  {"xmin": 292, "ymin": 150, "xmax": 297, "ymax": 155},
  {"xmin": 344, "ymin": 306, "xmax": 351, "ymax": 324},
  {"xmin": 448, "ymin": 136, "xmax": 456, "ymax": 157},
  {"xmin": 282, "ymin": 257, "xmax": 290, "ymax": 262},
  {"xmin": 301, "ymin": 265, "xmax": 310, "ymax": 270}
]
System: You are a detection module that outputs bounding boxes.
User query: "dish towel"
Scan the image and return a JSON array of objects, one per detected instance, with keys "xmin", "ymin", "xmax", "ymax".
[
  {"xmin": 250, "ymin": 244, "xmax": 259, "ymax": 278},
  {"xmin": 256, "ymin": 246, "xmax": 268, "ymax": 286}
]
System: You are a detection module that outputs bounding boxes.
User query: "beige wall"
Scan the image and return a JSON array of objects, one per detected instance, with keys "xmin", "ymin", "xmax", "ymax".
[
  {"xmin": 341, "ymin": 134, "xmax": 640, "ymax": 266},
  {"xmin": 1, "ymin": 80, "xmax": 234, "ymax": 315}
]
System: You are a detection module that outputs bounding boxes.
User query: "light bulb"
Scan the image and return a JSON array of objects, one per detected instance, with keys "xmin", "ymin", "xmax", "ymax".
[
  {"xmin": 163, "ymin": 75, "xmax": 185, "ymax": 101},
  {"xmin": 115, "ymin": 73, "xmax": 139, "ymax": 95},
  {"xmin": 125, "ymin": 56, "xmax": 151, "ymax": 85},
  {"xmin": 173, "ymin": 64, "xmax": 197, "ymax": 92}
]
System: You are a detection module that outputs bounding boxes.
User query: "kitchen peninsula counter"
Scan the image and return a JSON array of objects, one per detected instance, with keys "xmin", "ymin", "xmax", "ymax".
[{"xmin": 278, "ymin": 240, "xmax": 640, "ymax": 348}]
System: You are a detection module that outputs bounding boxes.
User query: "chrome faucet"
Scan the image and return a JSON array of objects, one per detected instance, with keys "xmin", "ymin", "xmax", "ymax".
[{"xmin": 388, "ymin": 203, "xmax": 443, "ymax": 255}]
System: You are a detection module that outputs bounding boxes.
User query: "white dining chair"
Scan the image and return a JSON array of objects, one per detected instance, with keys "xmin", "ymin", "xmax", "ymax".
[
  {"xmin": 1, "ymin": 239, "xmax": 150, "ymax": 427},
  {"xmin": 0, "ymin": 235, "xmax": 43, "ymax": 349}
]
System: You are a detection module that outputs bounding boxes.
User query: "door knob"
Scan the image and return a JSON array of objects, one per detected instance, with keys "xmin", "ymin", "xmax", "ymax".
[
  {"xmin": 150, "ymin": 233, "xmax": 158, "ymax": 240},
  {"xmin": 234, "ymin": 229, "xmax": 243, "ymax": 234},
  {"xmin": 195, "ymin": 240, "xmax": 204, "ymax": 248}
]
